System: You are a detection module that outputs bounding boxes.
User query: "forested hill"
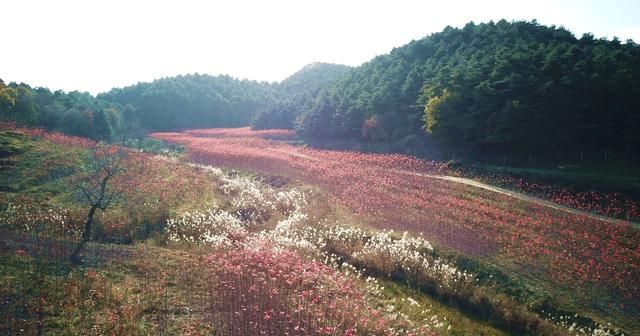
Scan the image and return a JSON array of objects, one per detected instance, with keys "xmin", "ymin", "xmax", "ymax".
[
  {"xmin": 296, "ymin": 20, "xmax": 640, "ymax": 162},
  {"xmin": 279, "ymin": 63, "xmax": 352, "ymax": 96},
  {"xmin": 96, "ymin": 63, "xmax": 350, "ymax": 132},
  {"xmin": 252, "ymin": 63, "xmax": 351, "ymax": 129},
  {"xmin": 97, "ymin": 74, "xmax": 275, "ymax": 130},
  {"xmin": 0, "ymin": 64, "xmax": 347, "ymax": 141},
  {"xmin": 3, "ymin": 20, "xmax": 640, "ymax": 164}
]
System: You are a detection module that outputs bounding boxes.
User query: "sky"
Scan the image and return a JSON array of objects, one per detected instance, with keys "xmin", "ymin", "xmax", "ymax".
[{"xmin": 2, "ymin": 0, "xmax": 640, "ymax": 95}]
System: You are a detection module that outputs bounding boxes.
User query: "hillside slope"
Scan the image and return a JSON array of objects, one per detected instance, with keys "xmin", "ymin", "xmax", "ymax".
[
  {"xmin": 252, "ymin": 62, "xmax": 351, "ymax": 129},
  {"xmin": 98, "ymin": 74, "xmax": 275, "ymax": 130},
  {"xmin": 295, "ymin": 20, "xmax": 640, "ymax": 163}
]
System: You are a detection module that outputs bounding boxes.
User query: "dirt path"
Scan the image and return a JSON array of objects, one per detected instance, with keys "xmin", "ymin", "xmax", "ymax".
[
  {"xmin": 270, "ymin": 147, "xmax": 640, "ymax": 229},
  {"xmin": 397, "ymin": 170, "xmax": 639, "ymax": 229}
]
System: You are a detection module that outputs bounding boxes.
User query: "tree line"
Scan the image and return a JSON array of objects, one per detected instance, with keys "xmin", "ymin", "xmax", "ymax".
[
  {"xmin": 1, "ymin": 80, "xmax": 125, "ymax": 141},
  {"xmin": 3, "ymin": 20, "xmax": 640, "ymax": 165},
  {"xmin": 98, "ymin": 73, "xmax": 276, "ymax": 131},
  {"xmin": 251, "ymin": 63, "xmax": 351, "ymax": 129},
  {"xmin": 294, "ymin": 20, "xmax": 640, "ymax": 163},
  {"xmin": 1, "ymin": 65, "xmax": 348, "ymax": 142},
  {"xmin": 0, "ymin": 74, "xmax": 280, "ymax": 141}
]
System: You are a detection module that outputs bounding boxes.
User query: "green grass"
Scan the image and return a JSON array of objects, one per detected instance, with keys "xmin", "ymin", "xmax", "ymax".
[
  {"xmin": 0, "ymin": 131, "xmax": 84, "ymax": 203},
  {"xmin": 0, "ymin": 131, "xmax": 33, "ymax": 157},
  {"xmin": 0, "ymin": 236, "xmax": 218, "ymax": 335},
  {"xmin": 378, "ymin": 280, "xmax": 506, "ymax": 336}
]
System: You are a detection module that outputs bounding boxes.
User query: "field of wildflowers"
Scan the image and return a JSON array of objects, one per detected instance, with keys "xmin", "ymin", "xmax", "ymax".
[
  {"xmin": 160, "ymin": 163, "xmax": 627, "ymax": 335},
  {"xmin": 1, "ymin": 124, "xmax": 636, "ymax": 335},
  {"xmin": 0, "ymin": 126, "xmax": 475, "ymax": 335},
  {"xmin": 153, "ymin": 127, "xmax": 640, "ymax": 334}
]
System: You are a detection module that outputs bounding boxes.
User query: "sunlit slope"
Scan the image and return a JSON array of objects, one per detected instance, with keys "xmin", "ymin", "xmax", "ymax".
[{"xmin": 154, "ymin": 127, "xmax": 640, "ymax": 332}]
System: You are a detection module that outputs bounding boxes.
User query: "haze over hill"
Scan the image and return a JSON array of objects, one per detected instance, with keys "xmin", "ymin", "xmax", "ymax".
[
  {"xmin": 3, "ymin": 20, "xmax": 639, "ymax": 166},
  {"xmin": 3, "ymin": 0, "xmax": 640, "ymax": 94}
]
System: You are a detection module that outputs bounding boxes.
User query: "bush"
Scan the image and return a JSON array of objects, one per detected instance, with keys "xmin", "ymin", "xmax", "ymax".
[{"xmin": 446, "ymin": 160, "xmax": 463, "ymax": 170}]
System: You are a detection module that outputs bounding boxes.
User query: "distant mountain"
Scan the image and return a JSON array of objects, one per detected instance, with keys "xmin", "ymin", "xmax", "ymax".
[
  {"xmin": 98, "ymin": 74, "xmax": 275, "ymax": 131},
  {"xmin": 96, "ymin": 63, "xmax": 351, "ymax": 132},
  {"xmin": 279, "ymin": 62, "xmax": 352, "ymax": 95},
  {"xmin": 1, "ymin": 64, "xmax": 352, "ymax": 140},
  {"xmin": 5, "ymin": 20, "xmax": 640, "ymax": 164},
  {"xmin": 251, "ymin": 63, "xmax": 351, "ymax": 129}
]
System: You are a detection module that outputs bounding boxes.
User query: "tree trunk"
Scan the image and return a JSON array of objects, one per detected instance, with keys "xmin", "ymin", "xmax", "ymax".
[{"xmin": 70, "ymin": 205, "xmax": 98, "ymax": 265}]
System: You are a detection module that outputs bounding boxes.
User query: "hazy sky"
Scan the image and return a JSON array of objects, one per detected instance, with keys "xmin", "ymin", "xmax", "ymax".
[{"xmin": 2, "ymin": 0, "xmax": 639, "ymax": 95}]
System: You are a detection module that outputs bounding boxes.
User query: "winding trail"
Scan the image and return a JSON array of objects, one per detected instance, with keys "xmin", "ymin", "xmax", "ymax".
[
  {"xmin": 273, "ymin": 147, "xmax": 640, "ymax": 229},
  {"xmin": 400, "ymin": 171, "xmax": 640, "ymax": 229}
]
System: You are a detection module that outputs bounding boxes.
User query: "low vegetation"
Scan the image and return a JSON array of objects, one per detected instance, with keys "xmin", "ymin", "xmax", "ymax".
[
  {"xmin": 154, "ymin": 127, "xmax": 639, "ymax": 335},
  {"xmin": 1, "ymin": 122, "xmax": 637, "ymax": 335},
  {"xmin": 0, "ymin": 126, "xmax": 494, "ymax": 335},
  {"xmin": 2, "ymin": 11, "xmax": 639, "ymax": 336}
]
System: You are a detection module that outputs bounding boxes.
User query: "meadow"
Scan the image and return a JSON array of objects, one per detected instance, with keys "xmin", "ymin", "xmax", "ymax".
[
  {"xmin": 0, "ymin": 125, "xmax": 491, "ymax": 335},
  {"xmin": 153, "ymin": 127, "xmax": 640, "ymax": 334},
  {"xmin": 0, "ymin": 124, "xmax": 637, "ymax": 335}
]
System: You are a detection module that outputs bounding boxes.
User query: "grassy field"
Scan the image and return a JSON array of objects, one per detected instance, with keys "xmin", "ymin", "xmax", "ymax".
[
  {"xmin": 153, "ymin": 127, "xmax": 639, "ymax": 335},
  {"xmin": 1, "ymin": 127, "xmax": 637, "ymax": 335},
  {"xmin": 1, "ymin": 129, "xmax": 510, "ymax": 335}
]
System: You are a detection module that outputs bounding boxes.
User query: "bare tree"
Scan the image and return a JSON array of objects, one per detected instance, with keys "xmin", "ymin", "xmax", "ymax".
[{"xmin": 70, "ymin": 145, "xmax": 127, "ymax": 264}]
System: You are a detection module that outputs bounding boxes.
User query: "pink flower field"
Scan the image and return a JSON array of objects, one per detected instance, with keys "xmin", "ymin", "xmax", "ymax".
[{"xmin": 153, "ymin": 128, "xmax": 640, "ymax": 305}]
